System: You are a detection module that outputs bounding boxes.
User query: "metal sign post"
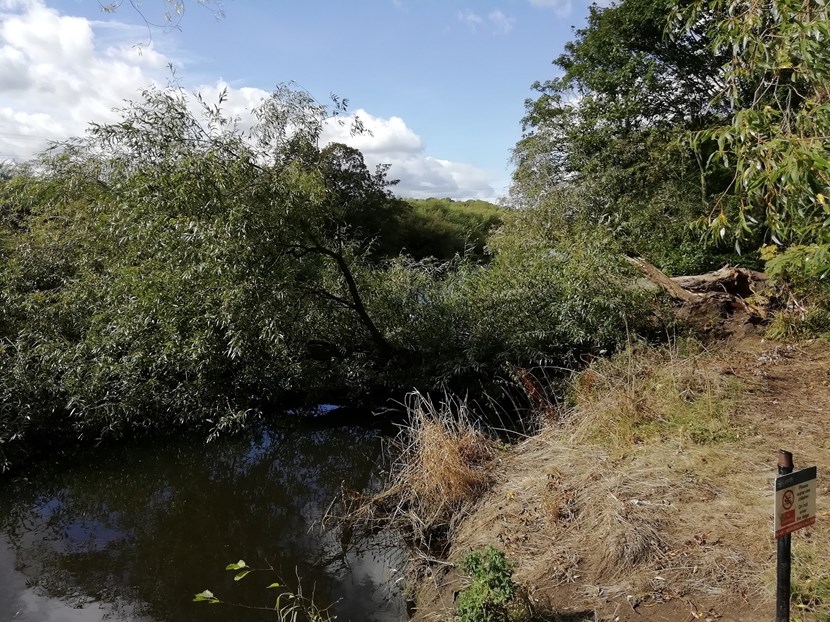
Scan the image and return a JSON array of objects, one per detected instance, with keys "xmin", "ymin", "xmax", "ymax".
[
  {"xmin": 776, "ymin": 450, "xmax": 793, "ymax": 622},
  {"xmin": 774, "ymin": 450, "xmax": 818, "ymax": 622}
]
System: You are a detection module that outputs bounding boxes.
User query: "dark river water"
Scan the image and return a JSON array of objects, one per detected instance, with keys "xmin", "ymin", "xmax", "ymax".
[{"xmin": 0, "ymin": 420, "xmax": 407, "ymax": 622}]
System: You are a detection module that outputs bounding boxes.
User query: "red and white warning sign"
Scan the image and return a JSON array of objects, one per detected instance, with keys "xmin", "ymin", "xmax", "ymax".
[{"xmin": 774, "ymin": 466, "xmax": 817, "ymax": 539}]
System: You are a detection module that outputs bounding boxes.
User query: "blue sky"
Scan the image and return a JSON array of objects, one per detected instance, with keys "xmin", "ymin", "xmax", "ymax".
[{"xmin": 1, "ymin": 0, "xmax": 599, "ymax": 199}]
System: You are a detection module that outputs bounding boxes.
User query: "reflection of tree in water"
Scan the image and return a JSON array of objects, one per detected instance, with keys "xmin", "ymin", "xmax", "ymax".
[{"xmin": 0, "ymin": 423, "xmax": 404, "ymax": 622}]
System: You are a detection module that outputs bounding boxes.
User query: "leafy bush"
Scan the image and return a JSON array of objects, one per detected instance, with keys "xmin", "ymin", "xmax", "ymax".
[
  {"xmin": 456, "ymin": 546, "xmax": 517, "ymax": 622},
  {"xmin": 760, "ymin": 245, "xmax": 830, "ymax": 340},
  {"xmin": 365, "ymin": 212, "xmax": 654, "ymax": 391}
]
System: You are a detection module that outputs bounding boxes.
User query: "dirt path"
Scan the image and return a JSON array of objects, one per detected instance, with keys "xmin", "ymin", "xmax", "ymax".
[{"xmin": 728, "ymin": 338, "xmax": 830, "ymax": 455}]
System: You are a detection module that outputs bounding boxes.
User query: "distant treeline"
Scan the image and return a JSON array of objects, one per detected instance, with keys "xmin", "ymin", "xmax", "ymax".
[{"xmin": 400, "ymin": 198, "xmax": 505, "ymax": 261}]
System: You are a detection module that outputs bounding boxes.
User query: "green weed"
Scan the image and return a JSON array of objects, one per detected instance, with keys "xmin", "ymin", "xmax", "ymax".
[
  {"xmin": 767, "ymin": 307, "xmax": 830, "ymax": 341},
  {"xmin": 456, "ymin": 546, "xmax": 517, "ymax": 622}
]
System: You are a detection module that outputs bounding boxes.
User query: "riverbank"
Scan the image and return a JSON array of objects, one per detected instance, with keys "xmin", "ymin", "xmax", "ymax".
[{"xmin": 403, "ymin": 336, "xmax": 830, "ymax": 621}]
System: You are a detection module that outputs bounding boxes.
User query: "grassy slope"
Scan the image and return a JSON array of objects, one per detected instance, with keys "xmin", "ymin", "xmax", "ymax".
[
  {"xmin": 399, "ymin": 198, "xmax": 507, "ymax": 260},
  {"xmin": 411, "ymin": 337, "xmax": 830, "ymax": 622}
]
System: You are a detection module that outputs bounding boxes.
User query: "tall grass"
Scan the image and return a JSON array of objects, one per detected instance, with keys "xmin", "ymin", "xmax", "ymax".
[
  {"xmin": 346, "ymin": 391, "xmax": 498, "ymax": 556},
  {"xmin": 567, "ymin": 340, "xmax": 742, "ymax": 448}
]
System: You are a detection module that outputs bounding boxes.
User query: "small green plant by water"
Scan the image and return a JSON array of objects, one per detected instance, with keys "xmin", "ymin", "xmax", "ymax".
[{"xmin": 193, "ymin": 560, "xmax": 334, "ymax": 621}]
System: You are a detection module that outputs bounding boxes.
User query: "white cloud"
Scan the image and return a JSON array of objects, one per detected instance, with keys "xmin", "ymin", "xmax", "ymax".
[
  {"xmin": 458, "ymin": 8, "xmax": 515, "ymax": 34},
  {"xmin": 322, "ymin": 109, "xmax": 422, "ymax": 154},
  {"xmin": 322, "ymin": 111, "xmax": 496, "ymax": 199},
  {"xmin": 488, "ymin": 10, "xmax": 515, "ymax": 34},
  {"xmin": 0, "ymin": 1, "xmax": 497, "ymax": 200},
  {"xmin": 0, "ymin": 0, "xmax": 172, "ymax": 160},
  {"xmin": 457, "ymin": 8, "xmax": 484, "ymax": 30},
  {"xmin": 528, "ymin": 0, "xmax": 573, "ymax": 17},
  {"xmin": 384, "ymin": 154, "xmax": 497, "ymax": 199}
]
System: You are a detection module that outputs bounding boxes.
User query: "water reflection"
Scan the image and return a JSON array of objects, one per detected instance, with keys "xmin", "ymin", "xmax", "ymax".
[{"xmin": 0, "ymin": 421, "xmax": 406, "ymax": 621}]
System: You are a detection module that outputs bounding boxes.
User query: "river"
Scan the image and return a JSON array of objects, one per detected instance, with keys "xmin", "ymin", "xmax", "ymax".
[{"xmin": 0, "ymin": 419, "xmax": 407, "ymax": 621}]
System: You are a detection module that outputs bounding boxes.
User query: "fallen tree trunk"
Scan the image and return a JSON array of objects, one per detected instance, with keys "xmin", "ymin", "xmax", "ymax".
[
  {"xmin": 671, "ymin": 266, "xmax": 768, "ymax": 297},
  {"xmin": 626, "ymin": 256, "xmax": 770, "ymax": 333},
  {"xmin": 624, "ymin": 256, "xmax": 700, "ymax": 302}
]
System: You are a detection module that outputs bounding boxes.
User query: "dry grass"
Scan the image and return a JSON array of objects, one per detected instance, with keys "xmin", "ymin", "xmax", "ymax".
[
  {"xmin": 342, "ymin": 391, "xmax": 498, "ymax": 557},
  {"xmin": 410, "ymin": 338, "xmax": 830, "ymax": 621},
  {"xmin": 568, "ymin": 340, "xmax": 742, "ymax": 448},
  {"xmin": 404, "ymin": 394, "xmax": 495, "ymax": 512}
]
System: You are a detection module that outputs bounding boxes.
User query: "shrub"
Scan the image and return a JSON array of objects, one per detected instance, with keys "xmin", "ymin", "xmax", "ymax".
[{"xmin": 456, "ymin": 546, "xmax": 517, "ymax": 622}]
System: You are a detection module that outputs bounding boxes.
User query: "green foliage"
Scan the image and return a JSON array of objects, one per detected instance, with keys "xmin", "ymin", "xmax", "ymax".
[
  {"xmin": 192, "ymin": 590, "xmax": 221, "ymax": 605},
  {"xmin": 397, "ymin": 198, "xmax": 506, "ymax": 261},
  {"xmin": 767, "ymin": 306, "xmax": 830, "ymax": 342},
  {"xmin": 456, "ymin": 546, "xmax": 517, "ymax": 622},
  {"xmin": 754, "ymin": 245, "xmax": 830, "ymax": 340},
  {"xmin": 512, "ymin": 0, "xmax": 749, "ymax": 274},
  {"xmin": 194, "ymin": 561, "xmax": 334, "ymax": 621},
  {"xmin": 346, "ymin": 196, "xmax": 504, "ymax": 262},
  {"xmin": 363, "ymin": 221, "xmax": 651, "ymax": 390},
  {"xmin": 675, "ymin": 0, "xmax": 830, "ymax": 270},
  {"xmin": 0, "ymin": 84, "xmax": 407, "ymax": 466}
]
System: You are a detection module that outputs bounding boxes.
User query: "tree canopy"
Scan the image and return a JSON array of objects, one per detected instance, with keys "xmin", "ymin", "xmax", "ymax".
[
  {"xmin": 510, "ymin": 0, "xmax": 830, "ymax": 274},
  {"xmin": 674, "ymin": 0, "xmax": 830, "ymax": 277},
  {"xmin": 0, "ymin": 83, "xmax": 646, "ymax": 470}
]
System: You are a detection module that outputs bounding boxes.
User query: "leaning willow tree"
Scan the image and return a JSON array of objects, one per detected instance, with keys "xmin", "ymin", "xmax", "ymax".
[{"xmin": 0, "ymin": 84, "xmax": 408, "ymax": 463}]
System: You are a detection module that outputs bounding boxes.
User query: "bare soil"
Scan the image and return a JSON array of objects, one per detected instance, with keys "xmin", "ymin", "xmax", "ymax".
[{"xmin": 410, "ymin": 336, "xmax": 830, "ymax": 621}]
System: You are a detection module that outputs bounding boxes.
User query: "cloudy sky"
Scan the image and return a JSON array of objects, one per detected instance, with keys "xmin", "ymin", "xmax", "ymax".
[{"xmin": 0, "ymin": 0, "xmax": 599, "ymax": 200}]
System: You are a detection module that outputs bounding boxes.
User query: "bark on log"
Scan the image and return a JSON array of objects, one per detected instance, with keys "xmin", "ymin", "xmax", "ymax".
[
  {"xmin": 671, "ymin": 266, "xmax": 767, "ymax": 296},
  {"xmin": 626, "ymin": 257, "xmax": 767, "ymax": 300},
  {"xmin": 624, "ymin": 256, "xmax": 699, "ymax": 302},
  {"xmin": 626, "ymin": 256, "xmax": 769, "ymax": 326}
]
